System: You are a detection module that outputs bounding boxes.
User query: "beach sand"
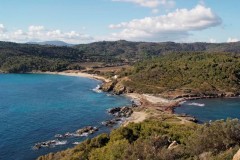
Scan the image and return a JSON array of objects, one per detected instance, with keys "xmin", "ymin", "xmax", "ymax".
[{"xmin": 32, "ymin": 70, "xmax": 111, "ymax": 82}]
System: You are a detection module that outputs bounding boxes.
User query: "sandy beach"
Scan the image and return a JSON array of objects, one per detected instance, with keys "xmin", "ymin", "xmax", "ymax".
[{"xmin": 32, "ymin": 70, "xmax": 111, "ymax": 82}]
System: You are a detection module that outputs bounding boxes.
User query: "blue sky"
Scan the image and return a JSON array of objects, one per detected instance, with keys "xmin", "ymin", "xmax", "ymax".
[{"xmin": 0, "ymin": 0, "xmax": 239, "ymax": 43}]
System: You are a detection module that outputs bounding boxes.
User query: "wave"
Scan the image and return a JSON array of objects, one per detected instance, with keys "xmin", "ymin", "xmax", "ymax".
[
  {"xmin": 73, "ymin": 142, "xmax": 81, "ymax": 145},
  {"xmin": 55, "ymin": 140, "xmax": 67, "ymax": 145},
  {"xmin": 92, "ymin": 85, "xmax": 102, "ymax": 93},
  {"xmin": 179, "ymin": 101, "xmax": 187, "ymax": 105},
  {"xmin": 80, "ymin": 132, "xmax": 89, "ymax": 137},
  {"xmin": 187, "ymin": 102, "xmax": 205, "ymax": 107}
]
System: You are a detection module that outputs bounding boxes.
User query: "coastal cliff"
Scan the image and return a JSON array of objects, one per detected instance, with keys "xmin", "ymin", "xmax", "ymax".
[{"xmin": 100, "ymin": 79, "xmax": 133, "ymax": 95}]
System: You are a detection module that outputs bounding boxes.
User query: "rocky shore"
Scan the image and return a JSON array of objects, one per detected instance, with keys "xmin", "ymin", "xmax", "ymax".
[
  {"xmin": 33, "ymin": 102, "xmax": 141, "ymax": 150},
  {"xmin": 33, "ymin": 126, "xmax": 99, "ymax": 150},
  {"xmin": 30, "ymin": 71, "xmax": 146, "ymax": 151},
  {"xmin": 99, "ymin": 78, "xmax": 240, "ymax": 125},
  {"xmin": 102, "ymin": 106, "xmax": 136, "ymax": 126}
]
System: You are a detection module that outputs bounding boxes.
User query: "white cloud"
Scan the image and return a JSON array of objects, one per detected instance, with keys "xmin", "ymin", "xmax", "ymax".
[
  {"xmin": 0, "ymin": 25, "xmax": 93, "ymax": 44},
  {"xmin": 209, "ymin": 38, "xmax": 217, "ymax": 43},
  {"xmin": 227, "ymin": 37, "xmax": 239, "ymax": 43},
  {"xmin": 14, "ymin": 29, "xmax": 26, "ymax": 36},
  {"xmin": 152, "ymin": 8, "xmax": 159, "ymax": 14},
  {"xmin": 28, "ymin": 25, "xmax": 45, "ymax": 32},
  {"xmin": 108, "ymin": 5, "xmax": 222, "ymax": 41},
  {"xmin": 0, "ymin": 24, "xmax": 6, "ymax": 33},
  {"xmin": 112, "ymin": 0, "xmax": 175, "ymax": 8}
]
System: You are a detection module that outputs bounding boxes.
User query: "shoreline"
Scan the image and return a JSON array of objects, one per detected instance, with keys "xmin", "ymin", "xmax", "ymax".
[
  {"xmin": 29, "ymin": 71, "xmax": 148, "ymax": 125},
  {"xmin": 32, "ymin": 71, "xmax": 148, "ymax": 126},
  {"xmin": 4, "ymin": 71, "xmax": 240, "ymax": 124},
  {"xmin": 30, "ymin": 70, "xmax": 111, "ymax": 83},
  {"xmin": 124, "ymin": 92, "xmax": 240, "ymax": 124}
]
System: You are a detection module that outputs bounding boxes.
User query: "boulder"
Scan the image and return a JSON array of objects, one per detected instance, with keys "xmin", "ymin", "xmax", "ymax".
[
  {"xmin": 76, "ymin": 126, "xmax": 98, "ymax": 135},
  {"xmin": 184, "ymin": 116, "xmax": 198, "ymax": 123},
  {"xmin": 225, "ymin": 92, "xmax": 236, "ymax": 97},
  {"xmin": 101, "ymin": 120, "xmax": 117, "ymax": 126},
  {"xmin": 198, "ymin": 152, "xmax": 212, "ymax": 160},
  {"xmin": 178, "ymin": 114, "xmax": 198, "ymax": 123},
  {"xmin": 113, "ymin": 83, "xmax": 126, "ymax": 95},
  {"xmin": 100, "ymin": 81, "xmax": 116, "ymax": 92},
  {"xmin": 108, "ymin": 107, "xmax": 121, "ymax": 114},
  {"xmin": 168, "ymin": 141, "xmax": 178, "ymax": 150},
  {"xmin": 233, "ymin": 149, "xmax": 240, "ymax": 160},
  {"xmin": 120, "ymin": 106, "xmax": 133, "ymax": 117}
]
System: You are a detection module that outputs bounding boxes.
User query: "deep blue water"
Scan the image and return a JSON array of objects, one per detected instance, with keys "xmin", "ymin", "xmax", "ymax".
[
  {"xmin": 175, "ymin": 98, "xmax": 240, "ymax": 122},
  {"xmin": 0, "ymin": 74, "xmax": 131, "ymax": 160}
]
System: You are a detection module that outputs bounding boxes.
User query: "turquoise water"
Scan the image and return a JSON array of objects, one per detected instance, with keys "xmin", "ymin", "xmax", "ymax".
[
  {"xmin": 0, "ymin": 74, "xmax": 131, "ymax": 160},
  {"xmin": 175, "ymin": 98, "xmax": 240, "ymax": 123}
]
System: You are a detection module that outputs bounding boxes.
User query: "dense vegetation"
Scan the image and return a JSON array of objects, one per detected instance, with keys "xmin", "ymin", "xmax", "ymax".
[
  {"xmin": 0, "ymin": 42, "xmax": 85, "ymax": 73},
  {"xmin": 1, "ymin": 40, "xmax": 240, "ymax": 73},
  {"xmin": 38, "ymin": 118, "xmax": 240, "ymax": 160},
  {"xmin": 74, "ymin": 40, "xmax": 240, "ymax": 62},
  {"xmin": 119, "ymin": 52, "xmax": 240, "ymax": 95}
]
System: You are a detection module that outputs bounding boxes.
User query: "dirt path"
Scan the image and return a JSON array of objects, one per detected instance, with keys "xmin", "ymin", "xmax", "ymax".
[{"xmin": 123, "ymin": 111, "xmax": 147, "ymax": 126}]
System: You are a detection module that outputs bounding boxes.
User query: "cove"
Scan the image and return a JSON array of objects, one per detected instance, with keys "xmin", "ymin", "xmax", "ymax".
[{"xmin": 175, "ymin": 98, "xmax": 240, "ymax": 123}]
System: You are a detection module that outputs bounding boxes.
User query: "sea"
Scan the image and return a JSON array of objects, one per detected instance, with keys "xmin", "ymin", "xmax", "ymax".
[
  {"xmin": 175, "ymin": 98, "xmax": 240, "ymax": 123},
  {"xmin": 0, "ymin": 74, "xmax": 131, "ymax": 160}
]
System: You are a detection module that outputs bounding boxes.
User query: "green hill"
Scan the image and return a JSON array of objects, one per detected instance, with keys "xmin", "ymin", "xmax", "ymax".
[
  {"xmin": 1, "ymin": 40, "xmax": 240, "ymax": 73},
  {"xmin": 118, "ymin": 52, "xmax": 240, "ymax": 96},
  {"xmin": 0, "ymin": 41, "xmax": 85, "ymax": 73},
  {"xmin": 74, "ymin": 40, "xmax": 240, "ymax": 62}
]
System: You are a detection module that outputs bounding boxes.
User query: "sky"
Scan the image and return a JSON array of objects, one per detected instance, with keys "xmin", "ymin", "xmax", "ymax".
[{"xmin": 0, "ymin": 0, "xmax": 239, "ymax": 44}]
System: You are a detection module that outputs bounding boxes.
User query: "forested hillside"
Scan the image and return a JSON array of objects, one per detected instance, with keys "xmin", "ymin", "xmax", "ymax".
[
  {"xmin": 118, "ymin": 53, "xmax": 240, "ymax": 96},
  {"xmin": 74, "ymin": 40, "xmax": 240, "ymax": 62},
  {"xmin": 0, "ymin": 42, "xmax": 84, "ymax": 72},
  {"xmin": 1, "ymin": 40, "xmax": 240, "ymax": 73}
]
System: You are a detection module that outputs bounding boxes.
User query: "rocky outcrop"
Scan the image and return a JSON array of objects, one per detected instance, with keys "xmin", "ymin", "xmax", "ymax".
[
  {"xmin": 225, "ymin": 92, "xmax": 237, "ymax": 97},
  {"xmin": 102, "ymin": 106, "xmax": 134, "ymax": 127},
  {"xmin": 108, "ymin": 107, "xmax": 121, "ymax": 114},
  {"xmin": 33, "ymin": 126, "xmax": 98, "ymax": 150},
  {"xmin": 168, "ymin": 141, "xmax": 178, "ymax": 150},
  {"xmin": 33, "ymin": 140, "xmax": 66, "ymax": 150},
  {"xmin": 108, "ymin": 106, "xmax": 133, "ymax": 118},
  {"xmin": 198, "ymin": 152, "xmax": 212, "ymax": 160},
  {"xmin": 102, "ymin": 119, "xmax": 118, "ymax": 127},
  {"xmin": 233, "ymin": 149, "xmax": 240, "ymax": 160},
  {"xmin": 100, "ymin": 80, "xmax": 133, "ymax": 95},
  {"xmin": 113, "ymin": 82, "xmax": 126, "ymax": 95},
  {"xmin": 76, "ymin": 126, "xmax": 98, "ymax": 135},
  {"xmin": 177, "ymin": 114, "xmax": 198, "ymax": 123},
  {"xmin": 100, "ymin": 81, "xmax": 116, "ymax": 92}
]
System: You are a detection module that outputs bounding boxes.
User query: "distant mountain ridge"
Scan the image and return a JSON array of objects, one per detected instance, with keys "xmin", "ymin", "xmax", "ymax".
[{"xmin": 27, "ymin": 40, "xmax": 74, "ymax": 46}]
